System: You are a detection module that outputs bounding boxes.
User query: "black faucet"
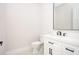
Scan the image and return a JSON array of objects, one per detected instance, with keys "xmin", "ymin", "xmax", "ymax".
[
  {"xmin": 57, "ymin": 31, "xmax": 62, "ymax": 36},
  {"xmin": 57, "ymin": 31, "xmax": 66, "ymax": 36}
]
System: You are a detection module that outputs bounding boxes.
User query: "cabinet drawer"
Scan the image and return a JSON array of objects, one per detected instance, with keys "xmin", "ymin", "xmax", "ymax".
[
  {"xmin": 44, "ymin": 39, "xmax": 63, "ymax": 55},
  {"xmin": 62, "ymin": 43, "xmax": 79, "ymax": 55}
]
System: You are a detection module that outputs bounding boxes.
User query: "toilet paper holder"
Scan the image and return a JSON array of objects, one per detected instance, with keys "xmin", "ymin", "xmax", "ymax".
[{"xmin": 0, "ymin": 41, "xmax": 3, "ymax": 46}]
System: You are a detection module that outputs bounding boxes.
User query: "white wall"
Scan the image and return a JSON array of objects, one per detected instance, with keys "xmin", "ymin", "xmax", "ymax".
[
  {"xmin": 5, "ymin": 3, "xmax": 54, "ymax": 51},
  {"xmin": 6, "ymin": 3, "xmax": 40, "ymax": 51},
  {"xmin": 0, "ymin": 3, "xmax": 7, "ymax": 54},
  {"xmin": 73, "ymin": 3, "xmax": 79, "ymax": 29},
  {"xmin": 0, "ymin": 3, "xmax": 54, "ymax": 52},
  {"xmin": 0, "ymin": 3, "xmax": 53, "ymax": 52},
  {"xmin": 40, "ymin": 3, "xmax": 53, "ymax": 34}
]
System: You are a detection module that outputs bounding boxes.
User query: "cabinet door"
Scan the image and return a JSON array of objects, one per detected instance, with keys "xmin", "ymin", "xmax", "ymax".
[
  {"xmin": 51, "ymin": 42, "xmax": 63, "ymax": 55},
  {"xmin": 44, "ymin": 37, "xmax": 53, "ymax": 55},
  {"xmin": 44, "ymin": 38, "xmax": 63, "ymax": 55}
]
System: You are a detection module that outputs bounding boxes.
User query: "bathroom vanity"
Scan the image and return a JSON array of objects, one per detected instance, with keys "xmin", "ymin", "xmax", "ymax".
[
  {"xmin": 40, "ymin": 31, "xmax": 79, "ymax": 55},
  {"xmin": 41, "ymin": 3, "xmax": 79, "ymax": 55}
]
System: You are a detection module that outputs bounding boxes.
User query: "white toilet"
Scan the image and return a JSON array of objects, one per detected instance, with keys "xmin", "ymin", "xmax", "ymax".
[{"xmin": 32, "ymin": 41, "xmax": 43, "ymax": 55}]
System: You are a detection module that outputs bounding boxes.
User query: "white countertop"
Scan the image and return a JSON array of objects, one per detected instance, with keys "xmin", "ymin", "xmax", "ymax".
[{"xmin": 40, "ymin": 30, "xmax": 79, "ymax": 47}]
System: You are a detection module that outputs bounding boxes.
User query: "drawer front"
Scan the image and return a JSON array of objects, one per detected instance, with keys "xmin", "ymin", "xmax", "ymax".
[
  {"xmin": 62, "ymin": 44, "xmax": 79, "ymax": 55},
  {"xmin": 44, "ymin": 38, "xmax": 63, "ymax": 55}
]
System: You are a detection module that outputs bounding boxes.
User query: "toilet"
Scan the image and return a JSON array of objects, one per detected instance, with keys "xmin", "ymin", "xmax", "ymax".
[{"xmin": 32, "ymin": 41, "xmax": 43, "ymax": 55}]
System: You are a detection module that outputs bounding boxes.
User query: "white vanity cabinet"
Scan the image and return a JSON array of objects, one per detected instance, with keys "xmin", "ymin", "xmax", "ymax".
[
  {"xmin": 43, "ymin": 36, "xmax": 79, "ymax": 55},
  {"xmin": 44, "ymin": 37, "xmax": 63, "ymax": 55}
]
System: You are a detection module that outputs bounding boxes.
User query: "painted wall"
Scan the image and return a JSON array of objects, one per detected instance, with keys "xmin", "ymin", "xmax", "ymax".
[
  {"xmin": 5, "ymin": 3, "xmax": 54, "ymax": 52},
  {"xmin": 6, "ymin": 3, "xmax": 40, "ymax": 51},
  {"xmin": 73, "ymin": 3, "xmax": 79, "ymax": 29},
  {"xmin": 0, "ymin": 3, "xmax": 7, "ymax": 54},
  {"xmin": 0, "ymin": 3, "xmax": 54, "ymax": 53},
  {"xmin": 40, "ymin": 3, "xmax": 53, "ymax": 34}
]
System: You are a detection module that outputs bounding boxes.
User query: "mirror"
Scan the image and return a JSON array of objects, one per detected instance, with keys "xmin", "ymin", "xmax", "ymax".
[{"xmin": 53, "ymin": 3, "xmax": 79, "ymax": 30}]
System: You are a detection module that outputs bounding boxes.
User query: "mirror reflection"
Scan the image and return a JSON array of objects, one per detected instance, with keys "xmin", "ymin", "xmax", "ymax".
[{"xmin": 54, "ymin": 3, "xmax": 79, "ymax": 30}]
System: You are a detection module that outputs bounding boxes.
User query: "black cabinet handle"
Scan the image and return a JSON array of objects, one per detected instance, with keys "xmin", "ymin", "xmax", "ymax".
[
  {"xmin": 65, "ymin": 48, "xmax": 74, "ymax": 53},
  {"xmin": 48, "ymin": 41, "xmax": 54, "ymax": 45},
  {"xmin": 49, "ymin": 48, "xmax": 53, "ymax": 55}
]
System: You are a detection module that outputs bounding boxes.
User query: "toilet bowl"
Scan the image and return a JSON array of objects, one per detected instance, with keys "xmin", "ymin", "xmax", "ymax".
[{"xmin": 32, "ymin": 41, "xmax": 43, "ymax": 55}]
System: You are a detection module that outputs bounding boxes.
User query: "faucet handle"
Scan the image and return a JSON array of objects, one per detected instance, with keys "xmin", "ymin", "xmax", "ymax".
[
  {"xmin": 63, "ymin": 33, "xmax": 66, "ymax": 36},
  {"xmin": 57, "ymin": 31, "xmax": 62, "ymax": 36}
]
